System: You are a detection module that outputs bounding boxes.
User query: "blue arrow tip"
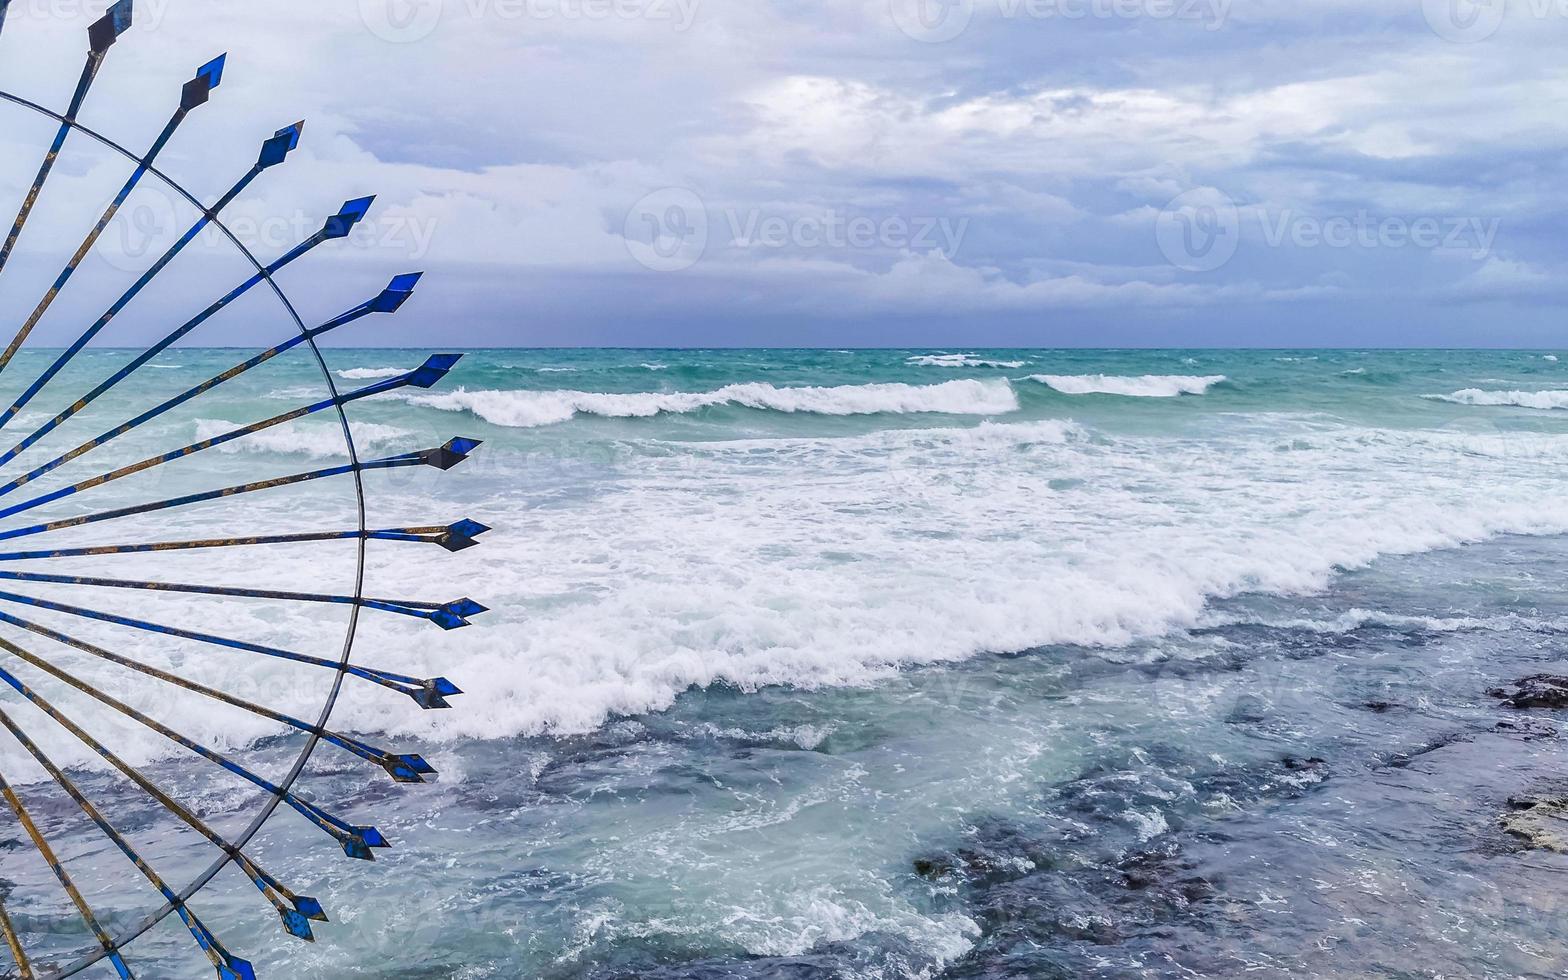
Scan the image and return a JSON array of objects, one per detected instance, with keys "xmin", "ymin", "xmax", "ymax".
[{"xmin": 199, "ymin": 53, "xmax": 226, "ymax": 88}]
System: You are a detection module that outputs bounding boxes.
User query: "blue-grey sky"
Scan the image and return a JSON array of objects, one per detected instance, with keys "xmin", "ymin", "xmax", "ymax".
[{"xmin": 0, "ymin": 0, "xmax": 1563, "ymax": 347}]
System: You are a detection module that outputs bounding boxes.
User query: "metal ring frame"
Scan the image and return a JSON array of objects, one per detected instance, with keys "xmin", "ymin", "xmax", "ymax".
[{"xmin": 0, "ymin": 4, "xmax": 484, "ymax": 977}]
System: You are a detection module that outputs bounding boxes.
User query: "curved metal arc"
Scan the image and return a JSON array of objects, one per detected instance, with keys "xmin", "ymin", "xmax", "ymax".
[{"xmin": 0, "ymin": 88, "xmax": 366, "ymax": 974}]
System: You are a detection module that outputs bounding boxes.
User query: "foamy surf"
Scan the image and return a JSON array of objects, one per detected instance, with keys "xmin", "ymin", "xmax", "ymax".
[
  {"xmin": 386, "ymin": 379, "xmax": 1020, "ymax": 428},
  {"xmin": 336, "ymin": 366, "xmax": 410, "ymax": 380},
  {"xmin": 907, "ymin": 353, "xmax": 1028, "ymax": 369},
  {"xmin": 1027, "ymin": 374, "xmax": 1227, "ymax": 397},
  {"xmin": 1426, "ymin": 388, "xmax": 1568, "ymax": 410},
  {"xmin": 193, "ymin": 418, "xmax": 415, "ymax": 457}
]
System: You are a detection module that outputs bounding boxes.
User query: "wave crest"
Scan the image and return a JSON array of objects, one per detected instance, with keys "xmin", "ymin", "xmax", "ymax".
[
  {"xmin": 1028, "ymin": 374, "xmax": 1227, "ymax": 397},
  {"xmin": 193, "ymin": 419, "xmax": 413, "ymax": 458},
  {"xmin": 336, "ymin": 366, "xmax": 408, "ymax": 380},
  {"xmin": 1426, "ymin": 389, "xmax": 1568, "ymax": 410},
  {"xmin": 391, "ymin": 379, "xmax": 1020, "ymax": 428},
  {"xmin": 907, "ymin": 353, "xmax": 1028, "ymax": 369}
]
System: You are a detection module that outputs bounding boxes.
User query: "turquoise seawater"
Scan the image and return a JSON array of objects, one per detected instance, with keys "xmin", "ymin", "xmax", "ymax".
[{"xmin": 0, "ymin": 347, "xmax": 1565, "ymax": 978}]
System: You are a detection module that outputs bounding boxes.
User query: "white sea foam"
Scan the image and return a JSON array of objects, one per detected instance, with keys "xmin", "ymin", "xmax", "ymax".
[
  {"xmin": 313, "ymin": 416, "xmax": 1568, "ymax": 743},
  {"xmin": 906, "ymin": 353, "xmax": 1028, "ymax": 369},
  {"xmin": 1199, "ymin": 608, "xmax": 1561, "ymax": 635},
  {"xmin": 1426, "ymin": 388, "xmax": 1568, "ymax": 410},
  {"xmin": 336, "ymin": 366, "xmax": 409, "ymax": 380},
  {"xmin": 192, "ymin": 418, "xmax": 414, "ymax": 458},
  {"xmin": 387, "ymin": 379, "xmax": 1020, "ymax": 428},
  {"xmin": 1544, "ymin": 355, "xmax": 1559, "ymax": 362},
  {"xmin": 1028, "ymin": 374, "xmax": 1227, "ymax": 397}
]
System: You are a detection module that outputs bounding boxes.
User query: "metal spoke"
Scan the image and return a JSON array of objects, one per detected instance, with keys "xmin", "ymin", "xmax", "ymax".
[
  {"xmin": 0, "ymin": 7, "xmax": 483, "ymax": 974},
  {"xmin": 0, "ymin": 2, "xmax": 132, "ymax": 283},
  {"xmin": 0, "ymin": 54, "xmax": 225, "ymax": 374},
  {"xmin": 0, "ymin": 706, "xmax": 254, "ymax": 979},
  {"xmin": 0, "ymin": 355, "xmax": 460, "ymax": 520},
  {"xmin": 0, "ymin": 437, "xmax": 479, "ymax": 549},
  {"xmin": 0, "ymin": 273, "xmax": 421, "ymax": 496},
  {"xmin": 0, "ymin": 765, "xmax": 133, "ymax": 978},
  {"xmin": 0, "ymin": 121, "xmax": 303, "ymax": 438},
  {"xmin": 0, "ymin": 587, "xmax": 463, "ymax": 707}
]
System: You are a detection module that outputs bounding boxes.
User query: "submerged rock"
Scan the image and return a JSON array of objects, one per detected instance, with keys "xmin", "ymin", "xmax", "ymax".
[
  {"xmin": 1500, "ymin": 795, "xmax": 1568, "ymax": 854},
  {"xmin": 1489, "ymin": 674, "xmax": 1568, "ymax": 710}
]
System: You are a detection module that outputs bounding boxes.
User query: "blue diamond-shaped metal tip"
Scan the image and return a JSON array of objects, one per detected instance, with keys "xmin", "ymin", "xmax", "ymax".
[
  {"xmin": 257, "ymin": 121, "xmax": 304, "ymax": 169},
  {"xmin": 419, "ymin": 435, "xmax": 481, "ymax": 471},
  {"xmin": 401, "ymin": 753, "xmax": 438, "ymax": 775},
  {"xmin": 222, "ymin": 955, "xmax": 257, "ymax": 980},
  {"xmin": 440, "ymin": 517, "xmax": 491, "ymax": 552},
  {"xmin": 358, "ymin": 826, "xmax": 390, "ymax": 848},
  {"xmin": 369, "ymin": 272, "xmax": 423, "ymax": 313},
  {"xmin": 411, "ymin": 687, "xmax": 452, "ymax": 709},
  {"xmin": 429, "ymin": 609, "xmax": 471, "ymax": 630},
  {"xmin": 382, "ymin": 756, "xmax": 425, "ymax": 783},
  {"xmin": 446, "ymin": 598, "xmax": 488, "ymax": 617},
  {"xmin": 408, "ymin": 352, "xmax": 462, "ymax": 389},
  {"xmin": 198, "ymin": 53, "xmax": 226, "ymax": 87},
  {"xmin": 322, "ymin": 195, "xmax": 375, "ymax": 240},
  {"xmin": 279, "ymin": 908, "xmax": 314, "ymax": 942},
  {"xmin": 432, "ymin": 677, "xmax": 463, "ymax": 696},
  {"xmin": 293, "ymin": 895, "xmax": 327, "ymax": 922},
  {"xmin": 181, "ymin": 53, "xmax": 227, "ymax": 110},
  {"xmin": 89, "ymin": 0, "xmax": 133, "ymax": 51}
]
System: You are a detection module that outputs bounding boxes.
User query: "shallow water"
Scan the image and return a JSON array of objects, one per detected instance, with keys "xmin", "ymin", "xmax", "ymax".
[{"xmin": 0, "ymin": 348, "xmax": 1562, "ymax": 977}]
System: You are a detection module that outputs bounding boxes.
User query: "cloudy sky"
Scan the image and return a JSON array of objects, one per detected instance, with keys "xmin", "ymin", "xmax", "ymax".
[{"xmin": 0, "ymin": 0, "xmax": 1563, "ymax": 346}]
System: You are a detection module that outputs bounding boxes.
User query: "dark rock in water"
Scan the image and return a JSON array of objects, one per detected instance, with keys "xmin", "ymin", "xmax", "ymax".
[
  {"xmin": 913, "ymin": 856, "xmax": 955, "ymax": 879},
  {"xmin": 1281, "ymin": 756, "xmax": 1327, "ymax": 771},
  {"xmin": 1364, "ymin": 700, "xmax": 1399, "ymax": 713},
  {"xmin": 1499, "ymin": 795, "xmax": 1568, "ymax": 854},
  {"xmin": 1494, "ymin": 717, "xmax": 1560, "ymax": 741},
  {"xmin": 1489, "ymin": 674, "xmax": 1568, "ymax": 710}
]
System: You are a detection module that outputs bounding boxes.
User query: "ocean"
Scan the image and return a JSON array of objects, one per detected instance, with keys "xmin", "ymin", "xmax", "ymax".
[{"xmin": 0, "ymin": 347, "xmax": 1565, "ymax": 978}]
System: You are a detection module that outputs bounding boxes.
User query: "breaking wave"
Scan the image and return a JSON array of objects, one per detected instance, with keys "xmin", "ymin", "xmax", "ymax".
[
  {"xmin": 1426, "ymin": 389, "xmax": 1568, "ymax": 410},
  {"xmin": 388, "ymin": 379, "xmax": 1020, "ymax": 428},
  {"xmin": 192, "ymin": 418, "xmax": 414, "ymax": 458},
  {"xmin": 1028, "ymin": 374, "xmax": 1228, "ymax": 397},
  {"xmin": 907, "ymin": 353, "xmax": 1028, "ymax": 369},
  {"xmin": 336, "ymin": 366, "xmax": 409, "ymax": 380}
]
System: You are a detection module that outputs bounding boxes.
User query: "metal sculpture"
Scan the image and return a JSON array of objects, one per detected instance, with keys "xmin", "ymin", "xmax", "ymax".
[{"xmin": 0, "ymin": 3, "xmax": 483, "ymax": 976}]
